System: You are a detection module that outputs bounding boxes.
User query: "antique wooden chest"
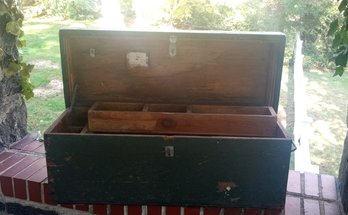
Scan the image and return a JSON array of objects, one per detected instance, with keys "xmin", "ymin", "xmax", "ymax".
[{"xmin": 44, "ymin": 29, "xmax": 292, "ymax": 209}]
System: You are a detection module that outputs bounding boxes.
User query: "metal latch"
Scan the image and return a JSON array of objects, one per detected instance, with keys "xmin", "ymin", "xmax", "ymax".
[{"xmin": 164, "ymin": 146, "xmax": 174, "ymax": 157}]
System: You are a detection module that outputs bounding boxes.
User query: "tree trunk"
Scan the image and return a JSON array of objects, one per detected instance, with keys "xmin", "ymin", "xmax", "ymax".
[
  {"xmin": 0, "ymin": 69, "xmax": 27, "ymax": 149},
  {"xmin": 0, "ymin": 1, "xmax": 28, "ymax": 149},
  {"xmin": 0, "ymin": 71, "xmax": 27, "ymax": 150},
  {"xmin": 338, "ymin": 108, "xmax": 348, "ymax": 212}
]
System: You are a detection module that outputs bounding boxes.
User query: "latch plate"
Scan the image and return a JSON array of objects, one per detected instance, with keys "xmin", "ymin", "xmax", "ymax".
[{"xmin": 164, "ymin": 146, "xmax": 174, "ymax": 157}]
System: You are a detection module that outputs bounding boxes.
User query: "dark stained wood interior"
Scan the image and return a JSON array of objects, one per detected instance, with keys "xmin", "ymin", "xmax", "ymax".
[{"xmin": 60, "ymin": 30, "xmax": 285, "ymax": 110}]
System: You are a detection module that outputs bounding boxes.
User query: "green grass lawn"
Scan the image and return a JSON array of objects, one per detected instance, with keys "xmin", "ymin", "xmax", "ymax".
[
  {"xmin": 278, "ymin": 66, "xmax": 348, "ymax": 176},
  {"xmin": 22, "ymin": 16, "xmax": 348, "ymax": 176},
  {"xmin": 306, "ymin": 69, "xmax": 348, "ymax": 175},
  {"xmin": 22, "ymin": 17, "xmax": 94, "ymax": 133}
]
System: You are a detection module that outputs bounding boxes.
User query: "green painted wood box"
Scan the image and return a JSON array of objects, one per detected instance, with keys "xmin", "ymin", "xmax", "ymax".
[{"xmin": 44, "ymin": 29, "xmax": 292, "ymax": 209}]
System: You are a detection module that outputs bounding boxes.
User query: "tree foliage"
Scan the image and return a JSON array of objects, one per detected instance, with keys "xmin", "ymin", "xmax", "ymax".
[
  {"xmin": 238, "ymin": 0, "xmax": 336, "ymax": 68},
  {"xmin": 0, "ymin": 0, "xmax": 34, "ymax": 99},
  {"xmin": 119, "ymin": 0, "xmax": 136, "ymax": 27},
  {"xmin": 328, "ymin": 0, "xmax": 348, "ymax": 76},
  {"xmin": 166, "ymin": 0, "xmax": 336, "ymax": 69},
  {"xmin": 42, "ymin": 0, "xmax": 101, "ymax": 20},
  {"xmin": 167, "ymin": 0, "xmax": 233, "ymax": 30}
]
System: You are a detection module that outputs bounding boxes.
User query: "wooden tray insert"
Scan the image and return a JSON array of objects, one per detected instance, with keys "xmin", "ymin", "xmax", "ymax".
[{"xmin": 88, "ymin": 102, "xmax": 277, "ymax": 137}]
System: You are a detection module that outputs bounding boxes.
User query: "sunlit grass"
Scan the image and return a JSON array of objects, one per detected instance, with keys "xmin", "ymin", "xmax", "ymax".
[
  {"xmin": 279, "ymin": 66, "xmax": 348, "ymax": 176},
  {"xmin": 23, "ymin": 17, "xmax": 94, "ymax": 133},
  {"xmin": 26, "ymin": 95, "xmax": 65, "ymax": 133},
  {"xmin": 305, "ymin": 69, "xmax": 348, "ymax": 176},
  {"xmin": 30, "ymin": 68, "xmax": 60, "ymax": 88}
]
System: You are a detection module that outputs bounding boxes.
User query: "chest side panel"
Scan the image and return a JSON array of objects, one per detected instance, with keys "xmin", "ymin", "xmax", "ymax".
[{"xmin": 45, "ymin": 134, "xmax": 291, "ymax": 208}]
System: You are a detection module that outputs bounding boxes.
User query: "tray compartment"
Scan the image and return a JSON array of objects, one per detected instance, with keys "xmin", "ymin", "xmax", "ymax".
[{"xmin": 88, "ymin": 102, "xmax": 277, "ymax": 137}]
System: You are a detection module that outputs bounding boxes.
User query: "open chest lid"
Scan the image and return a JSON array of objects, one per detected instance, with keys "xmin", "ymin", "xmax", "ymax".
[{"xmin": 60, "ymin": 29, "xmax": 285, "ymax": 111}]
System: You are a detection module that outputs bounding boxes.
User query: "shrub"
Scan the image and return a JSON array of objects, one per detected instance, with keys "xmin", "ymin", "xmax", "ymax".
[
  {"xmin": 169, "ymin": 0, "xmax": 233, "ymax": 30},
  {"xmin": 42, "ymin": 0, "xmax": 101, "ymax": 20}
]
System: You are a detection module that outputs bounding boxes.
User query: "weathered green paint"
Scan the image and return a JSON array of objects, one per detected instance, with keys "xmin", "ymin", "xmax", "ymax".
[{"xmin": 45, "ymin": 133, "xmax": 292, "ymax": 208}]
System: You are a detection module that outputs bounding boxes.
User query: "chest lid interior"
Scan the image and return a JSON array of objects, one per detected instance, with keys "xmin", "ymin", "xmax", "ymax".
[{"xmin": 60, "ymin": 29, "xmax": 285, "ymax": 111}]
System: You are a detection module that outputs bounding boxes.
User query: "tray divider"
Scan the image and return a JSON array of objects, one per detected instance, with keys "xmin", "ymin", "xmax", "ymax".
[
  {"xmin": 142, "ymin": 104, "xmax": 149, "ymax": 112},
  {"xmin": 80, "ymin": 125, "xmax": 89, "ymax": 133},
  {"xmin": 186, "ymin": 105, "xmax": 193, "ymax": 113}
]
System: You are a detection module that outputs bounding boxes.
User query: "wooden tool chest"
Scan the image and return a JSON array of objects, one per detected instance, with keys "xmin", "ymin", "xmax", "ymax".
[{"xmin": 44, "ymin": 29, "xmax": 292, "ymax": 209}]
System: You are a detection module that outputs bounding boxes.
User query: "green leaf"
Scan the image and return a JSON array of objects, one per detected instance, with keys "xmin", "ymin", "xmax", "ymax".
[
  {"xmin": 6, "ymin": 21, "xmax": 21, "ymax": 36},
  {"xmin": 342, "ymin": 31, "xmax": 348, "ymax": 44},
  {"xmin": 332, "ymin": 33, "xmax": 342, "ymax": 48},
  {"xmin": 0, "ymin": 4, "xmax": 8, "ymax": 16},
  {"xmin": 20, "ymin": 81, "xmax": 34, "ymax": 100},
  {"xmin": 8, "ymin": 61, "xmax": 21, "ymax": 72},
  {"xmin": 335, "ymin": 50, "xmax": 348, "ymax": 67},
  {"xmin": 17, "ymin": 39, "xmax": 27, "ymax": 48},
  {"xmin": 334, "ymin": 65, "xmax": 345, "ymax": 76},
  {"xmin": 0, "ymin": 48, "xmax": 4, "ymax": 59},
  {"xmin": 328, "ymin": 19, "xmax": 339, "ymax": 36},
  {"xmin": 344, "ymin": 7, "xmax": 348, "ymax": 16},
  {"xmin": 339, "ymin": 0, "xmax": 348, "ymax": 13}
]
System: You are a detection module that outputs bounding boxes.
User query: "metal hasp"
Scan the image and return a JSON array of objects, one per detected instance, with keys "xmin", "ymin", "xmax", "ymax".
[
  {"xmin": 164, "ymin": 146, "xmax": 174, "ymax": 157},
  {"xmin": 169, "ymin": 35, "xmax": 177, "ymax": 57}
]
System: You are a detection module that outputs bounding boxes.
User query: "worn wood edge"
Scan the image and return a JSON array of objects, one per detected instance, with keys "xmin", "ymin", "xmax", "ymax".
[
  {"xmin": 87, "ymin": 102, "xmax": 277, "ymax": 137},
  {"xmin": 90, "ymin": 102, "xmax": 275, "ymax": 115}
]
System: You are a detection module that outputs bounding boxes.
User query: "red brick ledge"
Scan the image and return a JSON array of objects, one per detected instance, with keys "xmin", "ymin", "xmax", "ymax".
[
  {"xmin": 285, "ymin": 170, "xmax": 343, "ymax": 214},
  {"xmin": 0, "ymin": 134, "xmax": 344, "ymax": 215}
]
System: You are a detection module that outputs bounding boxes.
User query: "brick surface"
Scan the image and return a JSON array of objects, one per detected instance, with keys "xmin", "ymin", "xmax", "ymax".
[
  {"xmin": 43, "ymin": 183, "xmax": 56, "ymax": 205},
  {"xmin": 22, "ymin": 141, "xmax": 43, "ymax": 152},
  {"xmin": 0, "ymin": 152, "xmax": 15, "ymax": 162},
  {"xmin": 27, "ymin": 181, "xmax": 41, "ymax": 202},
  {"xmin": 0, "ymin": 176, "xmax": 13, "ymax": 196},
  {"xmin": 264, "ymin": 208, "xmax": 283, "ymax": 215},
  {"xmin": 128, "ymin": 205, "xmax": 142, "ymax": 215},
  {"xmin": 147, "ymin": 205, "xmax": 161, "ymax": 215},
  {"xmin": 304, "ymin": 172, "xmax": 319, "ymax": 197},
  {"xmin": 93, "ymin": 204, "xmax": 107, "ymax": 215},
  {"xmin": 304, "ymin": 199, "xmax": 320, "ymax": 215},
  {"xmin": 75, "ymin": 204, "xmax": 89, "ymax": 212},
  {"xmin": 166, "ymin": 206, "xmax": 181, "ymax": 215},
  {"xmin": 204, "ymin": 207, "xmax": 221, "ymax": 215},
  {"xmin": 61, "ymin": 204, "xmax": 73, "ymax": 209},
  {"xmin": 285, "ymin": 195, "xmax": 301, "ymax": 215},
  {"xmin": 110, "ymin": 205, "xmax": 123, "ymax": 215},
  {"xmin": 287, "ymin": 170, "xmax": 301, "ymax": 194},
  {"xmin": 244, "ymin": 208, "xmax": 261, "ymax": 214},
  {"xmin": 34, "ymin": 144, "xmax": 46, "ymax": 153},
  {"xmin": 27, "ymin": 166, "xmax": 47, "ymax": 182},
  {"xmin": 324, "ymin": 202, "xmax": 340, "ymax": 215},
  {"xmin": 1, "ymin": 156, "xmax": 39, "ymax": 177},
  {"xmin": 184, "ymin": 207, "xmax": 200, "ymax": 215},
  {"xmin": 13, "ymin": 158, "xmax": 46, "ymax": 180},
  {"xmin": 224, "ymin": 208, "xmax": 242, "ymax": 215},
  {"xmin": 13, "ymin": 178, "xmax": 27, "ymax": 199},
  {"xmin": 321, "ymin": 174, "xmax": 337, "ymax": 200},
  {"xmin": 10, "ymin": 134, "xmax": 38, "ymax": 150},
  {"xmin": 0, "ymin": 154, "xmax": 26, "ymax": 173}
]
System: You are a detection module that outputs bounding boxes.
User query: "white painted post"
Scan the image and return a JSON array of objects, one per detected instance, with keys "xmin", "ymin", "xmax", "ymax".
[{"xmin": 293, "ymin": 33, "xmax": 319, "ymax": 173}]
